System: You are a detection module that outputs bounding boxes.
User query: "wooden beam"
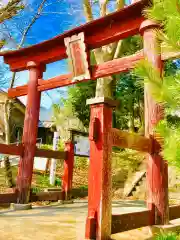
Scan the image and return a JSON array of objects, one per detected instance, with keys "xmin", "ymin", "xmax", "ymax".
[
  {"xmin": 169, "ymin": 205, "xmax": 180, "ymax": 220},
  {"xmin": 111, "ymin": 205, "xmax": 180, "ymax": 234},
  {"xmin": 8, "ymin": 52, "xmax": 143, "ymax": 98},
  {"xmin": 0, "ymin": 193, "xmax": 17, "ymax": 203},
  {"xmin": 35, "ymin": 148, "xmax": 65, "ymax": 159},
  {"xmin": 7, "ymin": 46, "xmax": 180, "ymax": 98},
  {"xmin": 30, "ymin": 191, "xmax": 62, "ymax": 202},
  {"xmin": 111, "ymin": 128, "xmax": 152, "ymax": 153},
  {"xmin": 0, "ymin": 143, "xmax": 23, "ymax": 156},
  {"xmin": 111, "ymin": 210, "xmax": 150, "ymax": 234},
  {"xmin": 0, "ymin": 1, "xmax": 147, "ymax": 71}
]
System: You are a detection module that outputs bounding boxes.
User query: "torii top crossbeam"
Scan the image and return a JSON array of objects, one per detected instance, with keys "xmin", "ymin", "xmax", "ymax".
[{"xmin": 0, "ymin": 0, "xmax": 148, "ymax": 72}]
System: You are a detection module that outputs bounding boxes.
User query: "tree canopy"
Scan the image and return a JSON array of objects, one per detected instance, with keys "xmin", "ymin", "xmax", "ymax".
[{"xmin": 0, "ymin": 0, "xmax": 24, "ymax": 48}]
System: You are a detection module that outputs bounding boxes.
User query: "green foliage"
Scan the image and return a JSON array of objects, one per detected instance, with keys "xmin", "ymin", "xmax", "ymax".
[
  {"xmin": 65, "ymin": 81, "xmax": 96, "ymax": 128},
  {"xmin": 134, "ymin": 59, "xmax": 180, "ymax": 168},
  {"xmin": 32, "ymin": 173, "xmax": 62, "ymax": 193},
  {"xmin": 112, "ymin": 149, "xmax": 145, "ymax": 172},
  {"xmin": 154, "ymin": 232, "xmax": 178, "ymax": 240},
  {"xmin": 115, "ymin": 72, "xmax": 144, "ymax": 132},
  {"xmin": 133, "ymin": 0, "xmax": 180, "ymax": 168},
  {"xmin": 134, "ymin": 60, "xmax": 180, "ymax": 108},
  {"xmin": 119, "ymin": 35, "xmax": 143, "ymax": 57},
  {"xmin": 31, "ymin": 174, "xmax": 51, "ymax": 193},
  {"xmin": 55, "ymin": 35, "xmax": 143, "ymax": 131},
  {"xmin": 157, "ymin": 121, "xmax": 180, "ymax": 168},
  {"xmin": 41, "ymin": 141, "xmax": 65, "ymax": 151},
  {"xmin": 58, "ymin": 139, "xmax": 65, "ymax": 151},
  {"xmin": 74, "ymin": 156, "xmax": 88, "ymax": 169},
  {"xmin": 145, "ymin": 0, "xmax": 180, "ymax": 52},
  {"xmin": 40, "ymin": 144, "xmax": 53, "ymax": 150}
]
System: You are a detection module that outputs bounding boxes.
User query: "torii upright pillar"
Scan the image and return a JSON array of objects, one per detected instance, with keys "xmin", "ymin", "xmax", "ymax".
[
  {"xmin": 16, "ymin": 61, "xmax": 45, "ymax": 204},
  {"xmin": 140, "ymin": 20, "xmax": 169, "ymax": 225},
  {"xmin": 85, "ymin": 97, "xmax": 115, "ymax": 240}
]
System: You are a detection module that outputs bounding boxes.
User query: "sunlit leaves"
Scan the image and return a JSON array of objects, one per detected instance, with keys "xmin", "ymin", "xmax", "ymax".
[
  {"xmin": 145, "ymin": 0, "xmax": 180, "ymax": 52},
  {"xmin": 133, "ymin": 0, "xmax": 180, "ymax": 168}
]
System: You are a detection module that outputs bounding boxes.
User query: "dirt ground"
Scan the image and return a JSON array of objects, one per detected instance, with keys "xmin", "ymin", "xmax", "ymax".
[{"xmin": 0, "ymin": 200, "xmax": 153, "ymax": 240}]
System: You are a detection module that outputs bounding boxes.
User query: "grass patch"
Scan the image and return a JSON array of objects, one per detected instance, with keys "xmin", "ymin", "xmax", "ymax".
[{"xmin": 154, "ymin": 232, "xmax": 179, "ymax": 240}]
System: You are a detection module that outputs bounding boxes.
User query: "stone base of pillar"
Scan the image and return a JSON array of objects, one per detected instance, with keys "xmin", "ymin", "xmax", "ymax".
[
  {"xmin": 58, "ymin": 200, "xmax": 74, "ymax": 204},
  {"xmin": 11, "ymin": 203, "xmax": 32, "ymax": 211}
]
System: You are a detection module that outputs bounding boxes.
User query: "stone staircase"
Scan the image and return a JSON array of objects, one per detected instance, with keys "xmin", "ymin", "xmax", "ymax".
[
  {"xmin": 123, "ymin": 170, "xmax": 146, "ymax": 198},
  {"xmin": 124, "ymin": 164, "xmax": 180, "ymax": 201}
]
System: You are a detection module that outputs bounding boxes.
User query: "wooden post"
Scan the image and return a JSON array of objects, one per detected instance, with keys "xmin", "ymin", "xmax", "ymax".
[
  {"xmin": 16, "ymin": 61, "xmax": 45, "ymax": 204},
  {"xmin": 85, "ymin": 97, "xmax": 115, "ymax": 240},
  {"xmin": 62, "ymin": 141, "xmax": 74, "ymax": 200},
  {"xmin": 50, "ymin": 131, "xmax": 60, "ymax": 185},
  {"xmin": 140, "ymin": 20, "xmax": 169, "ymax": 225}
]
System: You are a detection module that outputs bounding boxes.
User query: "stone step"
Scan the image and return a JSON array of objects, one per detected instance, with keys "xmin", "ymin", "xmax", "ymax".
[{"xmin": 124, "ymin": 171, "xmax": 146, "ymax": 197}]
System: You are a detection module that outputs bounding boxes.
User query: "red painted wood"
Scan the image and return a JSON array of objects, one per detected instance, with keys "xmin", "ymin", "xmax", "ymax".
[
  {"xmin": 0, "ymin": 143, "xmax": 23, "ymax": 156},
  {"xmin": 0, "ymin": 193, "xmax": 18, "ymax": 203},
  {"xmin": 8, "ymin": 52, "xmax": 143, "ymax": 98},
  {"xmin": 71, "ymin": 42, "xmax": 85, "ymax": 76},
  {"xmin": 61, "ymin": 142, "xmax": 74, "ymax": 201},
  {"xmin": 140, "ymin": 20, "xmax": 169, "ymax": 225},
  {"xmin": 85, "ymin": 103, "xmax": 112, "ymax": 240},
  {"xmin": 35, "ymin": 148, "xmax": 65, "ymax": 159},
  {"xmin": 16, "ymin": 62, "xmax": 44, "ymax": 204},
  {"xmin": 111, "ymin": 210, "xmax": 150, "ymax": 234},
  {"xmin": 111, "ymin": 205, "xmax": 180, "ymax": 234},
  {"xmin": 111, "ymin": 128, "xmax": 152, "ymax": 153},
  {"xmin": 0, "ymin": 1, "xmax": 147, "ymax": 71},
  {"xmin": 169, "ymin": 205, "xmax": 180, "ymax": 220}
]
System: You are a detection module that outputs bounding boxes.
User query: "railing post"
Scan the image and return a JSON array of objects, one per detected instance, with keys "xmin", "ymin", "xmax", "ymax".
[
  {"xmin": 62, "ymin": 141, "xmax": 74, "ymax": 201},
  {"xmin": 50, "ymin": 131, "xmax": 60, "ymax": 185},
  {"xmin": 140, "ymin": 20, "xmax": 169, "ymax": 225},
  {"xmin": 85, "ymin": 97, "xmax": 115, "ymax": 240},
  {"xmin": 16, "ymin": 61, "xmax": 45, "ymax": 204}
]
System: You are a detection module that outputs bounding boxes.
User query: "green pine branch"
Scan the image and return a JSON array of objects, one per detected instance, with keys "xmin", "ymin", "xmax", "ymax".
[{"xmin": 133, "ymin": 0, "xmax": 180, "ymax": 168}]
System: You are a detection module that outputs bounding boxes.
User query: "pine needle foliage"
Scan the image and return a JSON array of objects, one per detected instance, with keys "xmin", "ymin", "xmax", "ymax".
[
  {"xmin": 144, "ymin": 0, "xmax": 180, "ymax": 52},
  {"xmin": 133, "ymin": 0, "xmax": 180, "ymax": 168}
]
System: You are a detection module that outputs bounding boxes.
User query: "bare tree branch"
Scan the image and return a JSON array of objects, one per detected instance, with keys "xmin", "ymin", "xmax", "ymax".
[
  {"xmin": 83, "ymin": 0, "xmax": 126, "ymax": 98},
  {"xmin": 18, "ymin": 0, "xmax": 46, "ymax": 48},
  {"xmin": 2, "ymin": 22, "xmax": 19, "ymax": 48},
  {"xmin": 99, "ymin": 0, "xmax": 109, "ymax": 17},
  {"xmin": 116, "ymin": 0, "xmax": 125, "ymax": 9},
  {"xmin": 83, "ymin": 0, "xmax": 93, "ymax": 21},
  {"xmin": 10, "ymin": 0, "xmax": 47, "ymax": 88}
]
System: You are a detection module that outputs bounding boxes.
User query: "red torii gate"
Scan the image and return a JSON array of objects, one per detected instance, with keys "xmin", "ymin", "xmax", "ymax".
[{"xmin": 0, "ymin": 0, "xmax": 178, "ymax": 239}]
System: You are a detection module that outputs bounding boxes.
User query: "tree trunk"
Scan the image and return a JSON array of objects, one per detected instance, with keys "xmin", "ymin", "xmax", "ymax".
[
  {"xmin": 4, "ymin": 101, "xmax": 14, "ymax": 187},
  {"xmin": 128, "ymin": 98, "xmax": 135, "ymax": 132},
  {"xmin": 138, "ymin": 99, "xmax": 145, "ymax": 136}
]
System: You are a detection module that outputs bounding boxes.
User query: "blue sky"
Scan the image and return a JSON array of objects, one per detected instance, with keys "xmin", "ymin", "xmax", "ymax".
[{"xmin": 0, "ymin": 0, "xmax": 131, "ymax": 108}]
